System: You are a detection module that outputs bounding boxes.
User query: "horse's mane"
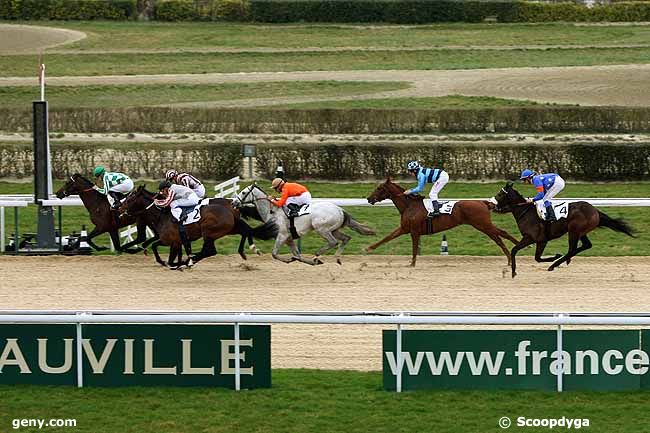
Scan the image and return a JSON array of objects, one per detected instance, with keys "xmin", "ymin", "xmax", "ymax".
[{"xmin": 73, "ymin": 173, "xmax": 94, "ymax": 185}]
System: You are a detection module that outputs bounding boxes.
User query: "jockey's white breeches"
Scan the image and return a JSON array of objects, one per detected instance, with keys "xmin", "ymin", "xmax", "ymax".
[
  {"xmin": 193, "ymin": 184, "xmax": 206, "ymax": 199},
  {"xmin": 109, "ymin": 178, "xmax": 134, "ymax": 194},
  {"xmin": 428, "ymin": 170, "xmax": 449, "ymax": 201},
  {"xmin": 170, "ymin": 193, "xmax": 200, "ymax": 220},
  {"xmin": 535, "ymin": 176, "xmax": 565, "ymax": 214},
  {"xmin": 285, "ymin": 191, "xmax": 312, "ymax": 207}
]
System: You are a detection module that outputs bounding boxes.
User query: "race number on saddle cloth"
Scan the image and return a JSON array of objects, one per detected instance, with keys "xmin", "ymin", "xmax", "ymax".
[
  {"xmin": 270, "ymin": 178, "xmax": 312, "ymax": 217},
  {"xmin": 404, "ymin": 161, "xmax": 449, "ymax": 217},
  {"xmin": 154, "ymin": 181, "xmax": 201, "ymax": 224},
  {"xmin": 424, "ymin": 200, "xmax": 457, "ymax": 215},
  {"xmin": 165, "ymin": 169, "xmax": 206, "ymax": 199},
  {"xmin": 520, "ymin": 169, "xmax": 566, "ymax": 222},
  {"xmin": 92, "ymin": 166, "xmax": 134, "ymax": 209}
]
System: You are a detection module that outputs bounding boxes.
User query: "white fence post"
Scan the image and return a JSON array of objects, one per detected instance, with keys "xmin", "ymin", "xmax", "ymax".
[
  {"xmin": 234, "ymin": 321, "xmax": 241, "ymax": 391},
  {"xmin": 76, "ymin": 312, "xmax": 86, "ymax": 388},
  {"xmin": 396, "ymin": 313, "xmax": 404, "ymax": 393},
  {"xmin": 214, "ymin": 177, "xmax": 240, "ymax": 199},
  {"xmin": 557, "ymin": 313, "xmax": 565, "ymax": 392}
]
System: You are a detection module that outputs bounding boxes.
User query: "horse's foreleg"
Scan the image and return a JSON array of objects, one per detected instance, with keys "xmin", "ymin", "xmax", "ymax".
[
  {"xmin": 271, "ymin": 234, "xmax": 295, "ymax": 263},
  {"xmin": 510, "ymin": 236, "xmax": 535, "ymax": 278},
  {"xmin": 534, "ymin": 242, "xmax": 562, "ymax": 263},
  {"xmin": 237, "ymin": 235, "xmax": 247, "ymax": 261},
  {"xmin": 410, "ymin": 233, "xmax": 420, "ymax": 267},
  {"xmin": 150, "ymin": 240, "xmax": 166, "ymax": 267},
  {"xmin": 78, "ymin": 227, "xmax": 108, "ymax": 251},
  {"xmin": 365, "ymin": 226, "xmax": 405, "ymax": 253}
]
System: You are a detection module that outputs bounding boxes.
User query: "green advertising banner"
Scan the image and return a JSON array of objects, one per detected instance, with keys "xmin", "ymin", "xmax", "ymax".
[
  {"xmin": 0, "ymin": 324, "xmax": 270, "ymax": 389},
  {"xmin": 383, "ymin": 330, "xmax": 642, "ymax": 391}
]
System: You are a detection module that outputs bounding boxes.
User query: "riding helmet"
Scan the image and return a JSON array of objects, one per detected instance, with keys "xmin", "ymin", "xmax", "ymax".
[
  {"xmin": 93, "ymin": 166, "xmax": 105, "ymax": 177},
  {"xmin": 407, "ymin": 161, "xmax": 420, "ymax": 171},
  {"xmin": 159, "ymin": 180, "xmax": 172, "ymax": 190},
  {"xmin": 165, "ymin": 169, "xmax": 178, "ymax": 180},
  {"xmin": 520, "ymin": 169, "xmax": 535, "ymax": 179},
  {"xmin": 271, "ymin": 178, "xmax": 285, "ymax": 190}
]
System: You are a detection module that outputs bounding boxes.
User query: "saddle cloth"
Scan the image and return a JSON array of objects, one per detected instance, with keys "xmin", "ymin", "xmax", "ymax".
[
  {"xmin": 424, "ymin": 200, "xmax": 456, "ymax": 215},
  {"xmin": 537, "ymin": 202, "xmax": 569, "ymax": 221},
  {"xmin": 174, "ymin": 199, "xmax": 211, "ymax": 225},
  {"xmin": 285, "ymin": 203, "xmax": 311, "ymax": 217}
]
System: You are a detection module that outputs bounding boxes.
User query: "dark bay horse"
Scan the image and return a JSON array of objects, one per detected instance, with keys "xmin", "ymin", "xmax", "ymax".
[
  {"xmin": 120, "ymin": 186, "xmax": 278, "ymax": 268},
  {"xmin": 366, "ymin": 179, "xmax": 519, "ymax": 267},
  {"xmin": 494, "ymin": 182, "xmax": 635, "ymax": 278},
  {"xmin": 55, "ymin": 173, "xmax": 151, "ymax": 253}
]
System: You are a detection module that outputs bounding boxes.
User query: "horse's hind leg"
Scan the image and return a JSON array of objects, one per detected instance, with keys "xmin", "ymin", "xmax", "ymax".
[
  {"xmin": 548, "ymin": 233, "xmax": 581, "ymax": 271},
  {"xmin": 534, "ymin": 242, "xmax": 562, "ymax": 263},
  {"xmin": 313, "ymin": 229, "xmax": 340, "ymax": 264},
  {"xmin": 332, "ymin": 230, "xmax": 351, "ymax": 265},
  {"xmin": 237, "ymin": 235, "xmax": 248, "ymax": 260},
  {"xmin": 478, "ymin": 225, "xmax": 512, "ymax": 266},
  {"xmin": 565, "ymin": 235, "xmax": 592, "ymax": 267},
  {"xmin": 194, "ymin": 239, "xmax": 217, "ymax": 264}
]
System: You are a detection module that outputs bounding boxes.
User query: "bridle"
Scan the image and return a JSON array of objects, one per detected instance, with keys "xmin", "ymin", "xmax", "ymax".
[{"xmin": 61, "ymin": 175, "xmax": 95, "ymax": 197}]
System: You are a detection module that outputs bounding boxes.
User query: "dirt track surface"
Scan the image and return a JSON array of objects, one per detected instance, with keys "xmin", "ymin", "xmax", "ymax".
[
  {"xmin": 2, "ymin": 255, "xmax": 648, "ymax": 371},
  {"xmin": 3, "ymin": 65, "xmax": 650, "ymax": 107},
  {"xmin": 0, "ymin": 24, "xmax": 86, "ymax": 54}
]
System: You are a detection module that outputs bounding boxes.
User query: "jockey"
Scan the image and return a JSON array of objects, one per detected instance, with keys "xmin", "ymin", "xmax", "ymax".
[
  {"xmin": 154, "ymin": 180, "xmax": 200, "ymax": 223},
  {"xmin": 404, "ymin": 161, "xmax": 449, "ymax": 217},
  {"xmin": 520, "ymin": 169, "xmax": 565, "ymax": 222},
  {"xmin": 92, "ymin": 166, "xmax": 134, "ymax": 209},
  {"xmin": 270, "ymin": 177, "xmax": 311, "ymax": 217},
  {"xmin": 165, "ymin": 169, "xmax": 205, "ymax": 199}
]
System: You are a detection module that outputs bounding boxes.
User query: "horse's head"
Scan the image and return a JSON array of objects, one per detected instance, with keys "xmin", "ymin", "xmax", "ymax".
[
  {"xmin": 493, "ymin": 181, "xmax": 527, "ymax": 213},
  {"xmin": 232, "ymin": 184, "xmax": 258, "ymax": 208},
  {"xmin": 232, "ymin": 183, "xmax": 271, "ymax": 222},
  {"xmin": 55, "ymin": 173, "xmax": 94, "ymax": 199},
  {"xmin": 119, "ymin": 185, "xmax": 152, "ymax": 216},
  {"xmin": 367, "ymin": 178, "xmax": 404, "ymax": 204}
]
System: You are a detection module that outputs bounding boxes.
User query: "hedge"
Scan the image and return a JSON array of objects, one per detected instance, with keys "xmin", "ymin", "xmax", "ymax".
[
  {"xmin": 0, "ymin": 142, "xmax": 241, "ymax": 180},
  {"xmin": 1, "ymin": 140, "xmax": 648, "ymax": 181},
  {"xmin": 151, "ymin": 0, "xmax": 650, "ymax": 23},
  {"xmin": 0, "ymin": 0, "xmax": 137, "ymax": 20},
  {"xmin": 3, "ymin": 107, "xmax": 650, "ymax": 134},
  {"xmin": 254, "ymin": 141, "xmax": 650, "ymax": 181}
]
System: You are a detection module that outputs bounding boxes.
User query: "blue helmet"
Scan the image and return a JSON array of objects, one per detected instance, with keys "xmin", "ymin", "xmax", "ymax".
[
  {"xmin": 407, "ymin": 161, "xmax": 420, "ymax": 171},
  {"xmin": 520, "ymin": 169, "xmax": 535, "ymax": 179}
]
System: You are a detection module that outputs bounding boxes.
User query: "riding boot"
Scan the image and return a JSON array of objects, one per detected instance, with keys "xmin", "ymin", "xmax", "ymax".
[
  {"xmin": 545, "ymin": 204, "xmax": 556, "ymax": 223},
  {"xmin": 109, "ymin": 192, "xmax": 122, "ymax": 210},
  {"xmin": 428, "ymin": 200, "xmax": 440, "ymax": 218}
]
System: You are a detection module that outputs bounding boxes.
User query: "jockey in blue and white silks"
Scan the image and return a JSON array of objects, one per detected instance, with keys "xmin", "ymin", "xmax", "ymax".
[
  {"xmin": 520, "ymin": 169, "xmax": 565, "ymax": 222},
  {"xmin": 404, "ymin": 161, "xmax": 449, "ymax": 217}
]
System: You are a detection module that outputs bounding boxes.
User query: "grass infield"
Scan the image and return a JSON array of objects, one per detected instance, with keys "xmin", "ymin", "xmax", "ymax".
[
  {"xmin": 1, "ymin": 181, "xmax": 646, "ymax": 257},
  {"xmin": 0, "ymin": 369, "xmax": 648, "ymax": 433}
]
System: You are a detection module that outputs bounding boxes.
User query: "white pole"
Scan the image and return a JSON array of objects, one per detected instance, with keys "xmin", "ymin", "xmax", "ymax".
[
  {"xmin": 396, "ymin": 322, "xmax": 402, "ymax": 393},
  {"xmin": 234, "ymin": 322, "xmax": 241, "ymax": 391},
  {"xmin": 40, "ymin": 63, "xmax": 45, "ymax": 102},
  {"xmin": 556, "ymin": 314, "xmax": 564, "ymax": 392},
  {"xmin": 76, "ymin": 313, "xmax": 84, "ymax": 388}
]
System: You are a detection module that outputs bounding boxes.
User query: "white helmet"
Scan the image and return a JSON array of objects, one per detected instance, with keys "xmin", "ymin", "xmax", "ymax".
[
  {"xmin": 165, "ymin": 169, "xmax": 178, "ymax": 180},
  {"xmin": 407, "ymin": 161, "xmax": 420, "ymax": 171}
]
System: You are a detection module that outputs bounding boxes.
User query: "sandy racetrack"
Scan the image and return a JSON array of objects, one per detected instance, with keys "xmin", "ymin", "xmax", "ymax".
[{"xmin": 1, "ymin": 255, "xmax": 648, "ymax": 371}]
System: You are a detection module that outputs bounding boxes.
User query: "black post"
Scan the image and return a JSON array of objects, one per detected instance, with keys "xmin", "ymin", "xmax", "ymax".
[{"xmin": 33, "ymin": 101, "xmax": 56, "ymax": 248}]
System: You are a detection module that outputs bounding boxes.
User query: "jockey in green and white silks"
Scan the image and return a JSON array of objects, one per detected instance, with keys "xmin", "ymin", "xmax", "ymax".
[
  {"xmin": 404, "ymin": 161, "xmax": 449, "ymax": 217},
  {"xmin": 92, "ymin": 166, "xmax": 134, "ymax": 209}
]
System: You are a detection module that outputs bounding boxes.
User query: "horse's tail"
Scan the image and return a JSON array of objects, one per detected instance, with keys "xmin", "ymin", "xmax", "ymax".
[
  {"xmin": 250, "ymin": 220, "xmax": 279, "ymax": 240},
  {"xmin": 598, "ymin": 211, "xmax": 635, "ymax": 237},
  {"xmin": 342, "ymin": 211, "xmax": 375, "ymax": 236}
]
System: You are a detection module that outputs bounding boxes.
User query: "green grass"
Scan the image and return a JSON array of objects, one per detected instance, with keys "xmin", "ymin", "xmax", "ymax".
[
  {"xmin": 29, "ymin": 21, "xmax": 650, "ymax": 51},
  {"xmin": 275, "ymin": 95, "xmax": 549, "ymax": 109},
  {"xmin": 2, "ymin": 181, "xmax": 647, "ymax": 257},
  {"xmin": 4, "ymin": 46, "xmax": 650, "ymax": 77},
  {"xmin": 0, "ymin": 369, "xmax": 649, "ymax": 433},
  {"xmin": 0, "ymin": 82, "xmax": 410, "ymax": 109}
]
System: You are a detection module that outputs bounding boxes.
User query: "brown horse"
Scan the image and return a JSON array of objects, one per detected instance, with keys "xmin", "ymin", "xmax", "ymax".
[
  {"xmin": 366, "ymin": 179, "xmax": 519, "ymax": 267},
  {"xmin": 120, "ymin": 186, "xmax": 278, "ymax": 268},
  {"xmin": 494, "ymin": 182, "xmax": 635, "ymax": 278},
  {"xmin": 55, "ymin": 173, "xmax": 152, "ymax": 253}
]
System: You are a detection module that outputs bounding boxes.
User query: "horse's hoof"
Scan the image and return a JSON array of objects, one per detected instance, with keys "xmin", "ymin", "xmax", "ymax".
[
  {"xmin": 547, "ymin": 265, "xmax": 555, "ymax": 272},
  {"xmin": 313, "ymin": 257, "xmax": 324, "ymax": 265},
  {"xmin": 364, "ymin": 247, "xmax": 373, "ymax": 254},
  {"xmin": 511, "ymin": 271, "xmax": 517, "ymax": 279},
  {"xmin": 256, "ymin": 250, "xmax": 263, "ymax": 256},
  {"xmin": 336, "ymin": 258, "xmax": 342, "ymax": 265}
]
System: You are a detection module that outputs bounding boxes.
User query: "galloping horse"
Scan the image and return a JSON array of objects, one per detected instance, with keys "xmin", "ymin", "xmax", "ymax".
[
  {"xmin": 120, "ymin": 186, "xmax": 278, "ymax": 268},
  {"xmin": 232, "ymin": 184, "xmax": 376, "ymax": 265},
  {"xmin": 366, "ymin": 179, "xmax": 519, "ymax": 267},
  {"xmin": 493, "ymin": 182, "xmax": 635, "ymax": 278},
  {"xmin": 55, "ymin": 173, "xmax": 151, "ymax": 253}
]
